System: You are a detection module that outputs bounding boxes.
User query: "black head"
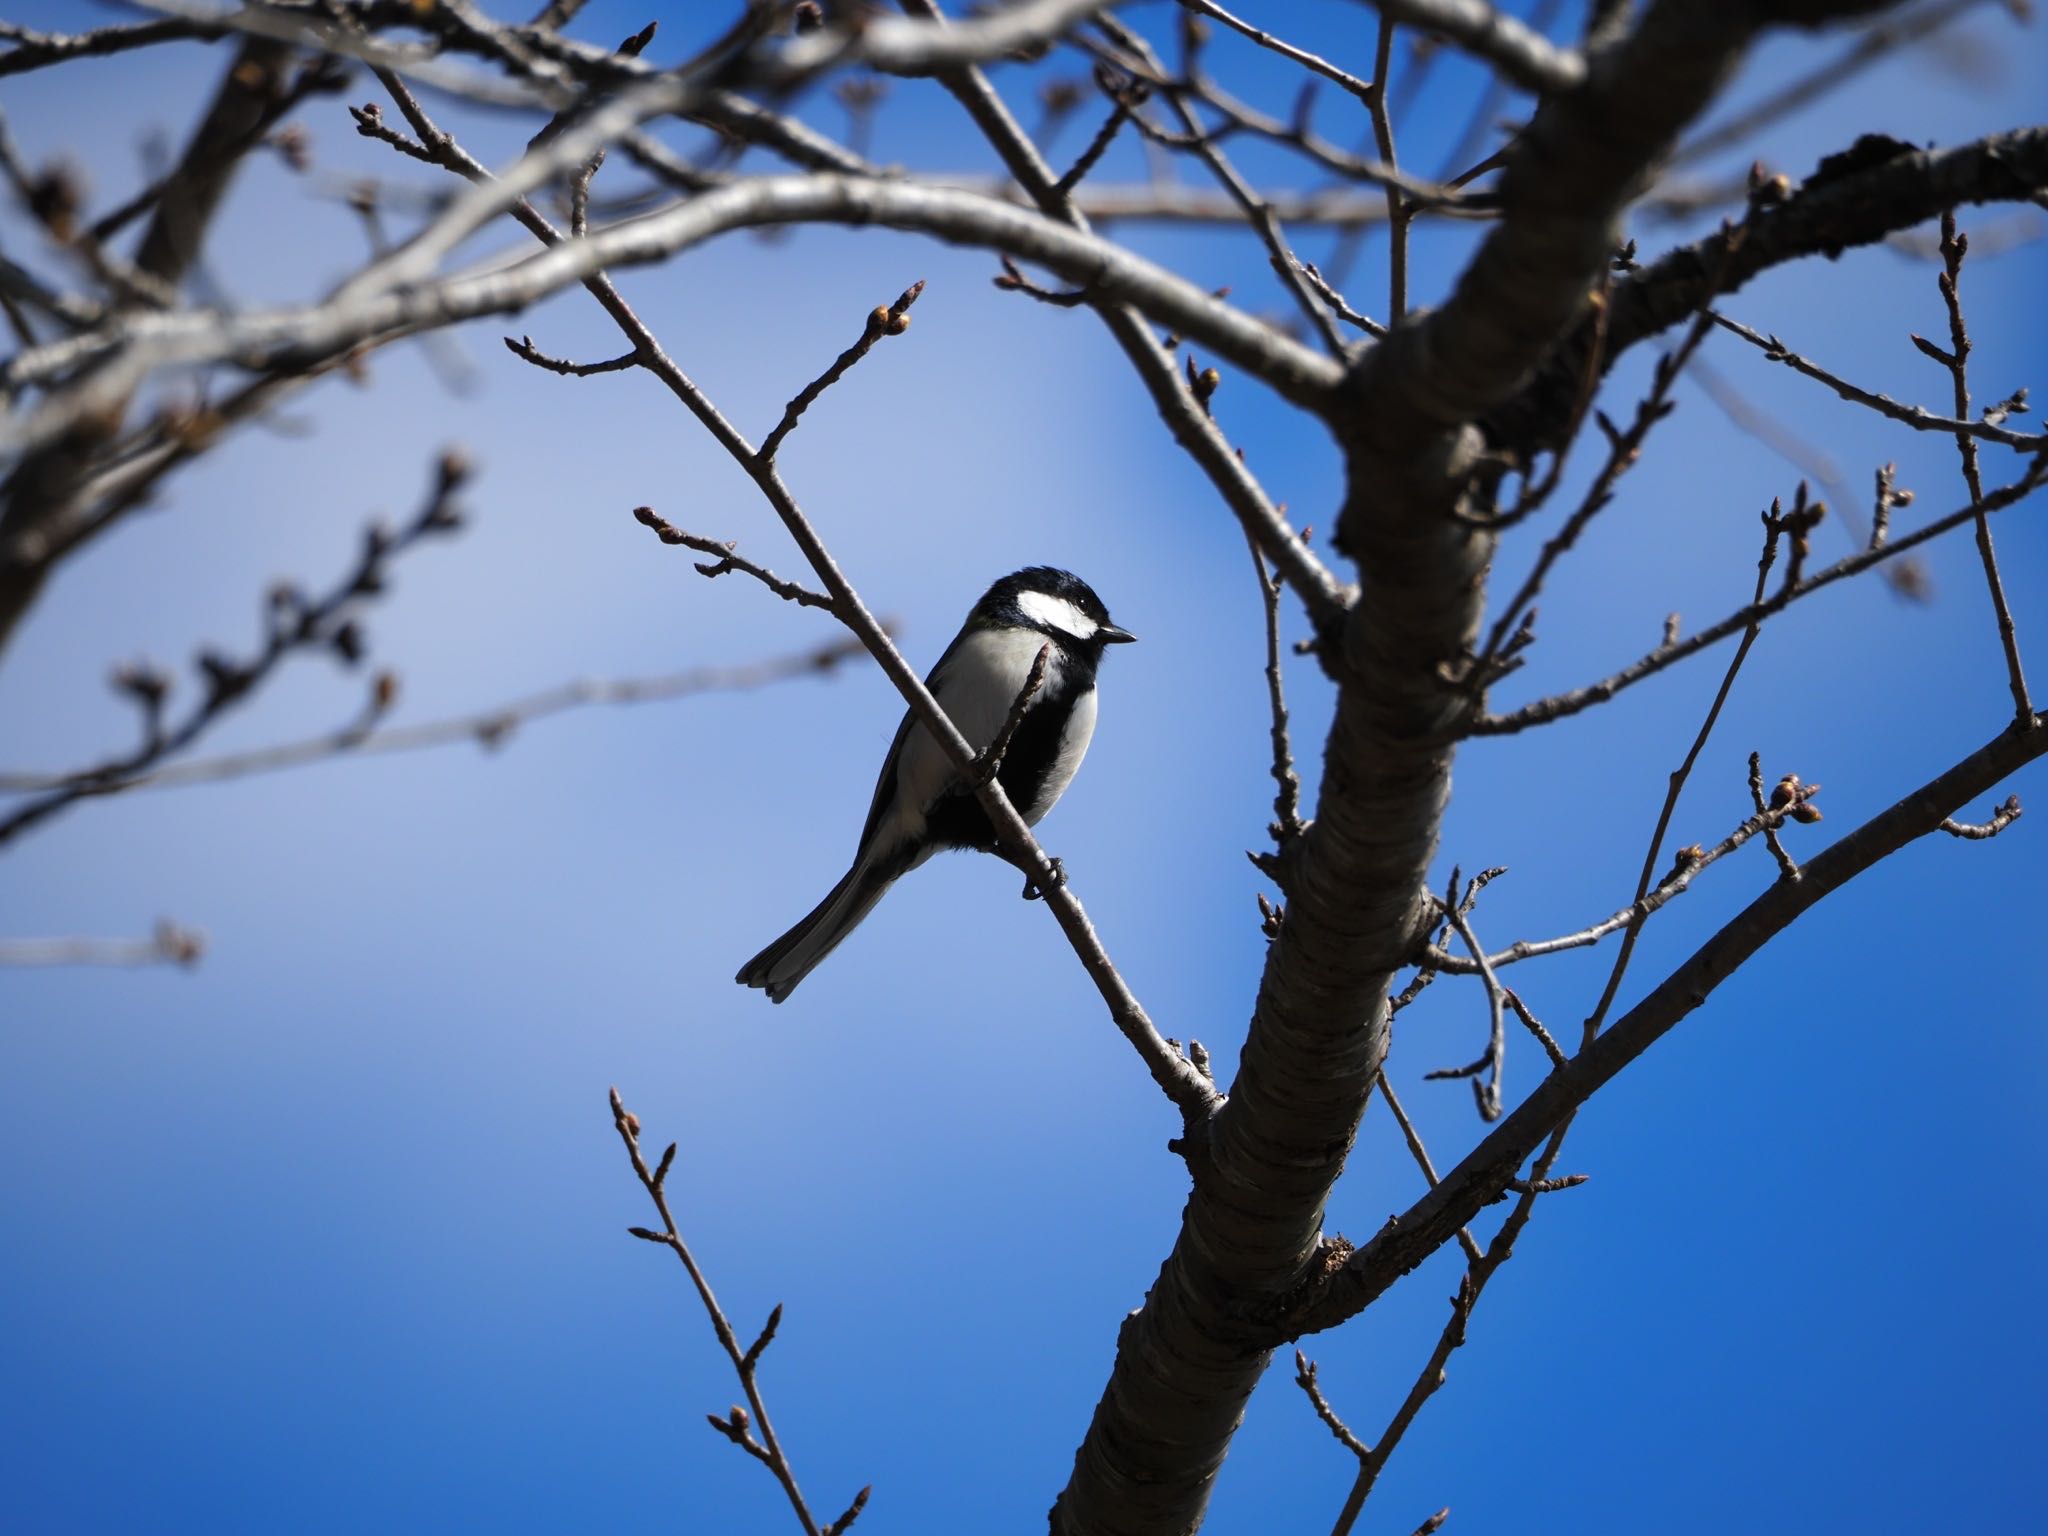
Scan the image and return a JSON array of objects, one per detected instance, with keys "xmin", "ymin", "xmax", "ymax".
[{"xmin": 974, "ymin": 566, "xmax": 1136, "ymax": 651}]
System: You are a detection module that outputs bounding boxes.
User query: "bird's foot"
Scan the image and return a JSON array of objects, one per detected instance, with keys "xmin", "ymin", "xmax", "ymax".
[{"xmin": 1021, "ymin": 857, "xmax": 1066, "ymax": 901}]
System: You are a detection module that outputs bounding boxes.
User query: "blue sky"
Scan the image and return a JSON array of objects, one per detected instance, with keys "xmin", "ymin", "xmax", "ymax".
[{"xmin": 3, "ymin": 2, "xmax": 2045, "ymax": 1532}]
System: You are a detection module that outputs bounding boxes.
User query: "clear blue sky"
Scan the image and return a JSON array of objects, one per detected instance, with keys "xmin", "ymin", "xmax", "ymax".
[{"xmin": 3, "ymin": 2, "xmax": 2045, "ymax": 1532}]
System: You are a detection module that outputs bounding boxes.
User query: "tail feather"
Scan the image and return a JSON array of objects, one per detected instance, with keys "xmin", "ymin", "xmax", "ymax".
[{"xmin": 736, "ymin": 862, "xmax": 895, "ymax": 1003}]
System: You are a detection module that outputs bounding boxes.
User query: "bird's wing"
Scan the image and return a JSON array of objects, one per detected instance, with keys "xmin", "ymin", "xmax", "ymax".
[{"xmin": 855, "ymin": 626, "xmax": 1059, "ymax": 853}]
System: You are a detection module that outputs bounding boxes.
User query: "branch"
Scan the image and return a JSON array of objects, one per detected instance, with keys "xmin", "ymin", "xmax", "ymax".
[
  {"xmin": 1941, "ymin": 794, "xmax": 2022, "ymax": 839},
  {"xmin": 1282, "ymin": 711, "xmax": 2048, "ymax": 1341},
  {"xmin": 895, "ymin": 0, "xmax": 1351, "ymax": 634},
  {"xmin": 0, "ymin": 451, "xmax": 470, "ymax": 849},
  {"xmin": 0, "ymin": 638, "xmax": 872, "ymax": 797},
  {"xmin": 1925, "ymin": 209, "xmax": 2032, "ymax": 720},
  {"xmin": 1474, "ymin": 459, "xmax": 2048, "ymax": 735},
  {"xmin": 1345, "ymin": 0, "xmax": 1587, "ymax": 95},
  {"xmin": 1428, "ymin": 890, "xmax": 1510, "ymax": 1120},
  {"xmin": 1177, "ymin": 0, "xmax": 1375, "ymax": 103},
  {"xmin": 610, "ymin": 1090, "xmax": 862, "ymax": 1536},
  {"xmin": 1708, "ymin": 310, "xmax": 2045, "ymax": 451},
  {"xmin": 760, "ymin": 281, "xmax": 925, "ymax": 462},
  {"xmin": 2, "ymin": 176, "xmax": 1349, "ymax": 460},
  {"xmin": 0, "ymin": 919, "xmax": 205, "ymax": 968},
  {"xmin": 1499, "ymin": 126, "xmax": 2048, "ymax": 455},
  {"xmin": 0, "ymin": 17, "xmax": 221, "ymax": 77},
  {"xmin": 1246, "ymin": 538, "xmax": 1305, "ymax": 846},
  {"xmin": 1057, "ymin": 2, "xmax": 1905, "ymax": 1525}
]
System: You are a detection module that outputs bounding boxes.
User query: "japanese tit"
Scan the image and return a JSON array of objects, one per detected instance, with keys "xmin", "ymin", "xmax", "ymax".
[{"xmin": 737, "ymin": 566, "xmax": 1136, "ymax": 1002}]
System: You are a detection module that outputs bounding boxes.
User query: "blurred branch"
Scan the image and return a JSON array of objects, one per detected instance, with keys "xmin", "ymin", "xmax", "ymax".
[
  {"xmin": 1343, "ymin": 0, "xmax": 1586, "ymax": 94},
  {"xmin": 0, "ymin": 451, "xmax": 470, "ymax": 849},
  {"xmin": 1, "ymin": 175, "xmax": 1348, "ymax": 460},
  {"xmin": 1501, "ymin": 126, "xmax": 2048, "ymax": 456},
  {"xmin": 0, "ymin": 919, "xmax": 205, "ymax": 968},
  {"xmin": 1669, "ymin": 0, "xmax": 2002, "ymax": 169},
  {"xmin": 0, "ymin": 17, "xmax": 223, "ymax": 77},
  {"xmin": 0, "ymin": 637, "xmax": 876, "ymax": 798}
]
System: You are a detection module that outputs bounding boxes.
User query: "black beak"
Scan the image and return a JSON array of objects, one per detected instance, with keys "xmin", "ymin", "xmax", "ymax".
[{"xmin": 1098, "ymin": 623, "xmax": 1137, "ymax": 644}]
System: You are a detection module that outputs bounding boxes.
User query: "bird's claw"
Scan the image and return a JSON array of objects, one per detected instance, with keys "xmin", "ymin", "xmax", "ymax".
[{"xmin": 1021, "ymin": 857, "xmax": 1066, "ymax": 901}]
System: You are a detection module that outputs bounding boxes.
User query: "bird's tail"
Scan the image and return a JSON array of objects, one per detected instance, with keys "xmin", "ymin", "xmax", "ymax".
[{"xmin": 736, "ymin": 860, "xmax": 896, "ymax": 1004}]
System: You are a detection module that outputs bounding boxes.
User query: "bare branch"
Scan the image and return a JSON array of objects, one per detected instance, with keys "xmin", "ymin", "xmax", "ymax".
[
  {"xmin": 1708, "ymin": 310, "xmax": 2045, "ymax": 450},
  {"xmin": 1366, "ymin": 14, "xmax": 1410, "ymax": 324},
  {"xmin": 632, "ymin": 508, "xmax": 839, "ymax": 613},
  {"xmin": 0, "ymin": 638, "xmax": 874, "ymax": 798},
  {"xmin": 1345, "ymin": 0, "xmax": 1587, "ymax": 95},
  {"xmin": 0, "ymin": 919, "xmax": 205, "ymax": 969},
  {"xmin": 610, "ymin": 1089, "xmax": 849, "ymax": 1536},
  {"xmin": 1293, "ymin": 1351, "xmax": 1371, "ymax": 1461},
  {"xmin": 1926, "ymin": 209, "xmax": 2032, "ymax": 720},
  {"xmin": 760, "ymin": 281, "xmax": 925, "ymax": 463},
  {"xmin": 1941, "ymin": 794, "xmax": 2022, "ymax": 839},
  {"xmin": 1474, "ymin": 459, "xmax": 2048, "ymax": 735},
  {"xmin": 0, "ymin": 451, "xmax": 471, "ymax": 849},
  {"xmin": 503, "ymin": 334, "xmax": 638, "ymax": 376},
  {"xmin": 0, "ymin": 17, "xmax": 222, "ymax": 77},
  {"xmin": 1177, "ymin": 0, "xmax": 1375, "ymax": 103},
  {"xmin": 1247, "ymin": 538, "xmax": 1306, "ymax": 846},
  {"xmin": 1284, "ymin": 713, "xmax": 2048, "ymax": 1342},
  {"xmin": 2, "ymin": 177, "xmax": 1349, "ymax": 461},
  {"xmin": 1430, "ymin": 890, "xmax": 1509, "ymax": 1121},
  {"xmin": 1502, "ymin": 127, "xmax": 2048, "ymax": 457},
  {"xmin": 896, "ymin": 0, "xmax": 1351, "ymax": 630}
]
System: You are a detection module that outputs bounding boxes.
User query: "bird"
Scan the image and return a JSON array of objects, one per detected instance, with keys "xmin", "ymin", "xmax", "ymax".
[{"xmin": 737, "ymin": 566, "xmax": 1135, "ymax": 1003}]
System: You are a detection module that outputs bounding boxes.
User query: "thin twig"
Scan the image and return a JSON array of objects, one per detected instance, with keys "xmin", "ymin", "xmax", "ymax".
[
  {"xmin": 1177, "ymin": 0, "xmax": 1373, "ymax": 103},
  {"xmin": 1367, "ymin": 14, "xmax": 1409, "ymax": 324},
  {"xmin": 0, "ymin": 639, "xmax": 875, "ymax": 796},
  {"xmin": 1295, "ymin": 261, "xmax": 1386, "ymax": 337},
  {"xmin": 1475, "ymin": 255, "xmax": 1731, "ymax": 682},
  {"xmin": 1247, "ymin": 536, "xmax": 1305, "ymax": 846},
  {"xmin": 1431, "ymin": 893, "xmax": 1509, "ymax": 1121},
  {"xmin": 1375, "ymin": 1072, "xmax": 1482, "ymax": 1264},
  {"xmin": 1708, "ymin": 310, "xmax": 2044, "ymax": 451},
  {"xmin": 611, "ymin": 1090, "xmax": 861, "ymax": 1536},
  {"xmin": 0, "ymin": 919, "xmax": 205, "ymax": 968},
  {"xmin": 1926, "ymin": 209, "xmax": 2032, "ymax": 720},
  {"xmin": 1940, "ymin": 794, "xmax": 2022, "ymax": 839},
  {"xmin": 974, "ymin": 642, "xmax": 1052, "ymax": 784},
  {"xmin": 503, "ymin": 334, "xmax": 639, "ymax": 375},
  {"xmin": 758, "ymin": 280, "xmax": 925, "ymax": 463},
  {"xmin": 633, "ymin": 508, "xmax": 839, "ymax": 613},
  {"xmin": 1472, "ymin": 456, "xmax": 2048, "ymax": 735},
  {"xmin": 1293, "ymin": 1351, "xmax": 1371, "ymax": 1460},
  {"xmin": 0, "ymin": 452, "xmax": 470, "ymax": 849}
]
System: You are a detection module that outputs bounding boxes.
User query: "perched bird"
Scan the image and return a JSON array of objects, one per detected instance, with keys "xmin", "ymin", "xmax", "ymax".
[{"xmin": 738, "ymin": 566, "xmax": 1135, "ymax": 1002}]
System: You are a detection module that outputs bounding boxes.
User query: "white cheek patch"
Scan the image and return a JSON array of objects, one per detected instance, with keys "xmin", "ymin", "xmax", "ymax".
[{"xmin": 1017, "ymin": 589, "xmax": 1098, "ymax": 640}]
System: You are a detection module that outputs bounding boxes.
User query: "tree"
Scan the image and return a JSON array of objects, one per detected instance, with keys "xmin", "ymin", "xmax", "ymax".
[{"xmin": 3, "ymin": 2, "xmax": 2044, "ymax": 1532}]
